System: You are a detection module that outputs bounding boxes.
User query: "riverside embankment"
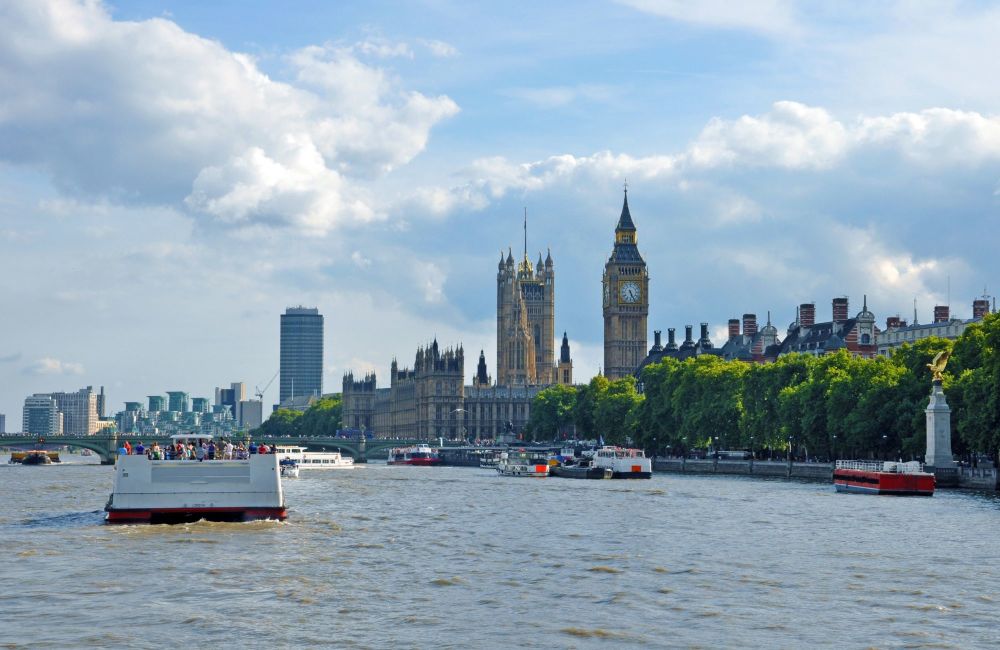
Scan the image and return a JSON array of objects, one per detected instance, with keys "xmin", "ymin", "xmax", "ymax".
[{"xmin": 652, "ymin": 458, "xmax": 999, "ymax": 490}]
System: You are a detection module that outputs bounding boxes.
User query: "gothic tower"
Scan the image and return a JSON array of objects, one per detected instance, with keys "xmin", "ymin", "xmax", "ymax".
[
  {"xmin": 603, "ymin": 188, "xmax": 649, "ymax": 379},
  {"xmin": 496, "ymin": 215, "xmax": 555, "ymax": 386},
  {"xmin": 557, "ymin": 332, "xmax": 573, "ymax": 385}
]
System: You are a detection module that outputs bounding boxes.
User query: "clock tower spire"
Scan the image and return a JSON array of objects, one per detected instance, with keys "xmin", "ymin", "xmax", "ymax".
[{"xmin": 603, "ymin": 186, "xmax": 649, "ymax": 379}]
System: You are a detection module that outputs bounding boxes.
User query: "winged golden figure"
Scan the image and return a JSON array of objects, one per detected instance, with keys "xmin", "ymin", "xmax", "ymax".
[{"xmin": 926, "ymin": 350, "xmax": 950, "ymax": 382}]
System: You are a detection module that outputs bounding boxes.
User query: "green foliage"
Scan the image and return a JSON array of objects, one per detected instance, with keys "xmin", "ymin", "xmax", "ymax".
[
  {"xmin": 256, "ymin": 408, "xmax": 302, "ymax": 437},
  {"xmin": 590, "ymin": 314, "xmax": 1000, "ymax": 461},
  {"xmin": 253, "ymin": 394, "xmax": 343, "ymax": 438},
  {"xmin": 526, "ymin": 384, "xmax": 578, "ymax": 440}
]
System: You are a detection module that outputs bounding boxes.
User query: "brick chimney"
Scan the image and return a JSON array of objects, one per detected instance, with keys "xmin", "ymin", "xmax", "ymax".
[
  {"xmin": 973, "ymin": 299, "xmax": 989, "ymax": 320},
  {"xmin": 666, "ymin": 328, "xmax": 677, "ymax": 351},
  {"xmin": 699, "ymin": 322, "xmax": 711, "ymax": 343},
  {"xmin": 684, "ymin": 325, "xmax": 693, "ymax": 344},
  {"xmin": 800, "ymin": 303, "xmax": 816, "ymax": 327},
  {"xmin": 933, "ymin": 305, "xmax": 950, "ymax": 323},
  {"xmin": 742, "ymin": 313, "xmax": 757, "ymax": 337},
  {"xmin": 832, "ymin": 297, "xmax": 849, "ymax": 323},
  {"xmin": 886, "ymin": 316, "xmax": 902, "ymax": 330},
  {"xmin": 728, "ymin": 318, "xmax": 740, "ymax": 339},
  {"xmin": 652, "ymin": 330, "xmax": 663, "ymax": 351}
]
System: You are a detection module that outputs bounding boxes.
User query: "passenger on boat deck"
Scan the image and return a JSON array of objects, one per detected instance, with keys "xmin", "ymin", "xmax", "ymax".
[
  {"xmin": 249, "ymin": 441, "xmax": 258, "ymax": 455},
  {"xmin": 236, "ymin": 443, "xmax": 248, "ymax": 459},
  {"xmin": 123, "ymin": 440, "xmax": 132, "ymax": 455},
  {"xmin": 259, "ymin": 443, "xmax": 270, "ymax": 454},
  {"xmin": 135, "ymin": 442, "xmax": 145, "ymax": 456},
  {"xmin": 223, "ymin": 441, "xmax": 234, "ymax": 460},
  {"xmin": 117, "ymin": 444, "xmax": 128, "ymax": 456},
  {"xmin": 207, "ymin": 441, "xmax": 216, "ymax": 460}
]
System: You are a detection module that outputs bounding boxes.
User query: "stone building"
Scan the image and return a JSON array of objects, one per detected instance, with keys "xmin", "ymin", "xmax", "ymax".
[
  {"xmin": 603, "ymin": 189, "xmax": 649, "ymax": 379},
  {"xmin": 496, "ymin": 242, "xmax": 555, "ymax": 386},
  {"xmin": 779, "ymin": 297, "xmax": 877, "ymax": 359},
  {"xmin": 877, "ymin": 298, "xmax": 993, "ymax": 357}
]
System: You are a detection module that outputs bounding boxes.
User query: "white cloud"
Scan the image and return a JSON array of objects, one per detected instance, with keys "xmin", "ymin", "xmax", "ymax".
[
  {"xmin": 0, "ymin": 0, "xmax": 458, "ymax": 234},
  {"xmin": 351, "ymin": 251, "xmax": 371, "ymax": 269},
  {"xmin": 504, "ymin": 84, "xmax": 616, "ymax": 109},
  {"xmin": 420, "ymin": 39, "xmax": 459, "ymax": 58},
  {"xmin": 618, "ymin": 0, "xmax": 800, "ymax": 37},
  {"xmin": 353, "ymin": 37, "xmax": 413, "ymax": 59},
  {"xmin": 24, "ymin": 357, "xmax": 84, "ymax": 376}
]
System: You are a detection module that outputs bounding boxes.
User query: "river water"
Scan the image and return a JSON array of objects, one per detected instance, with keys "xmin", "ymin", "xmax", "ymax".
[{"xmin": 1, "ymin": 455, "xmax": 998, "ymax": 649}]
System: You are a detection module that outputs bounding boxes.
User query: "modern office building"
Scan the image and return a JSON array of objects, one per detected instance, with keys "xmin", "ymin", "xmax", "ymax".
[
  {"xmin": 50, "ymin": 386, "xmax": 99, "ymax": 435},
  {"xmin": 280, "ymin": 307, "xmax": 324, "ymax": 404},
  {"xmin": 0, "ymin": 413, "xmax": 5, "ymax": 434},
  {"xmin": 22, "ymin": 395, "xmax": 63, "ymax": 436},
  {"xmin": 215, "ymin": 382, "xmax": 247, "ymax": 424},
  {"xmin": 148, "ymin": 395, "xmax": 166, "ymax": 412},
  {"xmin": 191, "ymin": 397, "xmax": 210, "ymax": 413},
  {"xmin": 239, "ymin": 400, "xmax": 263, "ymax": 430},
  {"xmin": 167, "ymin": 391, "xmax": 190, "ymax": 413}
]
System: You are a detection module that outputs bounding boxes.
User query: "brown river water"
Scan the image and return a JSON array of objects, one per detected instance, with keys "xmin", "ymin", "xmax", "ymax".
[{"xmin": 1, "ymin": 455, "xmax": 999, "ymax": 649}]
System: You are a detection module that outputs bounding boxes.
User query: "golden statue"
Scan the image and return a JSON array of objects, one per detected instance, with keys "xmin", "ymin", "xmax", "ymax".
[{"xmin": 926, "ymin": 350, "xmax": 950, "ymax": 382}]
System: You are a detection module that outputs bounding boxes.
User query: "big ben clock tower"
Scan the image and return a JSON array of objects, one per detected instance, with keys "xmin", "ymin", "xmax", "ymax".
[{"xmin": 603, "ymin": 186, "xmax": 649, "ymax": 379}]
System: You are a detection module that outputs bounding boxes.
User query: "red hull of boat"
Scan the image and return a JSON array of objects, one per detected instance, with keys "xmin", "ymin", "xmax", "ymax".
[
  {"xmin": 833, "ymin": 469, "xmax": 935, "ymax": 496},
  {"xmin": 105, "ymin": 506, "xmax": 288, "ymax": 524}
]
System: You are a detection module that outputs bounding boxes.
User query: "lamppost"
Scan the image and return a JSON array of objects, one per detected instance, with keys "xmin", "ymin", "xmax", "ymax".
[
  {"xmin": 451, "ymin": 409, "xmax": 466, "ymax": 444},
  {"xmin": 882, "ymin": 434, "xmax": 888, "ymax": 461},
  {"xmin": 831, "ymin": 435, "xmax": 837, "ymax": 463}
]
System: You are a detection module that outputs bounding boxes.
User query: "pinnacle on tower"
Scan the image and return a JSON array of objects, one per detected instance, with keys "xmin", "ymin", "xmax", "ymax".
[{"xmin": 617, "ymin": 185, "xmax": 635, "ymax": 231}]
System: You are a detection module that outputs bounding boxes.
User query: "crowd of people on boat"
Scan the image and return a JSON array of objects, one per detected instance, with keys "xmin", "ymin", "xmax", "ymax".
[{"xmin": 116, "ymin": 439, "xmax": 277, "ymax": 461}]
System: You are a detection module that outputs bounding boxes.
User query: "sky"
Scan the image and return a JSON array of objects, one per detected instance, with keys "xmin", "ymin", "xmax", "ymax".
[{"xmin": 2, "ymin": 0, "xmax": 1000, "ymax": 424}]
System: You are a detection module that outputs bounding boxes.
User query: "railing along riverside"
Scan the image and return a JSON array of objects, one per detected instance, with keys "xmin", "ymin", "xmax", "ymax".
[{"xmin": 835, "ymin": 460, "xmax": 925, "ymax": 473}]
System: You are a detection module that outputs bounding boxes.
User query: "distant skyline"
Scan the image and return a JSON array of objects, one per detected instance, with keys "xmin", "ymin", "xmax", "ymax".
[{"xmin": 2, "ymin": 1, "xmax": 1000, "ymax": 422}]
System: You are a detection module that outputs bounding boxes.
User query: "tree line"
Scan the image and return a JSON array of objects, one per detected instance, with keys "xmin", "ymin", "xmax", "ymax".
[
  {"xmin": 527, "ymin": 313, "xmax": 1000, "ymax": 462},
  {"xmin": 254, "ymin": 395, "xmax": 342, "ymax": 437}
]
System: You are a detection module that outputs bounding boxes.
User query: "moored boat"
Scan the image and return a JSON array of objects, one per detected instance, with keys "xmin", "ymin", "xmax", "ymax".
[
  {"xmin": 387, "ymin": 444, "xmax": 442, "ymax": 466},
  {"xmin": 104, "ymin": 434, "xmax": 287, "ymax": 524},
  {"xmin": 479, "ymin": 452, "xmax": 500, "ymax": 470},
  {"xmin": 833, "ymin": 460, "xmax": 935, "ymax": 496},
  {"xmin": 496, "ymin": 450, "xmax": 550, "ymax": 477},
  {"xmin": 274, "ymin": 445, "xmax": 354, "ymax": 469},
  {"xmin": 591, "ymin": 446, "xmax": 652, "ymax": 479},
  {"xmin": 551, "ymin": 458, "xmax": 612, "ymax": 480}
]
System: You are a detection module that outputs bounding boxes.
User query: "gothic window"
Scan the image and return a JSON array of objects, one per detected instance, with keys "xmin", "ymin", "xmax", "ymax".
[{"xmin": 861, "ymin": 333, "xmax": 871, "ymax": 345}]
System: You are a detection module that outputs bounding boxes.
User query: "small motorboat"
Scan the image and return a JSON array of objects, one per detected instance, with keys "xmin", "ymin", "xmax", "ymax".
[
  {"xmin": 280, "ymin": 458, "xmax": 300, "ymax": 478},
  {"xmin": 14, "ymin": 451, "xmax": 55, "ymax": 465}
]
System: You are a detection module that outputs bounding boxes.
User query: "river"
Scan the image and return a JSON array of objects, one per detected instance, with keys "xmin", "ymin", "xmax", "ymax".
[{"xmin": 1, "ymin": 455, "xmax": 998, "ymax": 649}]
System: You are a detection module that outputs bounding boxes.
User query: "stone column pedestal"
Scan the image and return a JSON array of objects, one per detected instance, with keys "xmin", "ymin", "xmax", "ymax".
[{"xmin": 925, "ymin": 380, "xmax": 958, "ymax": 485}]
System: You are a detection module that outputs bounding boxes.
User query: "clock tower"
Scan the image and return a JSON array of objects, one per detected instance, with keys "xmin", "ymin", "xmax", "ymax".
[{"xmin": 603, "ymin": 187, "xmax": 649, "ymax": 379}]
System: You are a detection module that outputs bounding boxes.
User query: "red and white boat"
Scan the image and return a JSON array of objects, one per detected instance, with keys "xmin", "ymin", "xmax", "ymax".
[
  {"xmin": 105, "ymin": 434, "xmax": 287, "ymax": 524},
  {"xmin": 833, "ymin": 460, "xmax": 935, "ymax": 496},
  {"xmin": 386, "ymin": 444, "xmax": 442, "ymax": 466}
]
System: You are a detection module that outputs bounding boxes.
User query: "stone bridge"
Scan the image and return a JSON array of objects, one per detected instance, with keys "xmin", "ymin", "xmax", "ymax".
[{"xmin": 1, "ymin": 434, "xmax": 428, "ymax": 465}]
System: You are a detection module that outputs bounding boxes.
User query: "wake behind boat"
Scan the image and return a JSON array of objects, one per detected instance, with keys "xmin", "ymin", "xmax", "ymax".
[{"xmin": 104, "ymin": 434, "xmax": 287, "ymax": 524}]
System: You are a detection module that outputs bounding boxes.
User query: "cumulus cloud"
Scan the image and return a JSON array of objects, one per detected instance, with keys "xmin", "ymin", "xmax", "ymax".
[
  {"xmin": 420, "ymin": 39, "xmax": 459, "ymax": 58},
  {"xmin": 408, "ymin": 102, "xmax": 1000, "ymax": 218},
  {"xmin": 0, "ymin": 0, "xmax": 458, "ymax": 234},
  {"xmin": 23, "ymin": 357, "xmax": 84, "ymax": 376}
]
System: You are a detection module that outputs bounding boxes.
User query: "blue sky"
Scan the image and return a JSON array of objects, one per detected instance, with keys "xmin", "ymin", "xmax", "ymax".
[{"xmin": 2, "ymin": 0, "xmax": 1000, "ymax": 423}]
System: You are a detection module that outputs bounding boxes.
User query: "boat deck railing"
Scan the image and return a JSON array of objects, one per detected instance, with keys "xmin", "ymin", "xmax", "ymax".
[{"xmin": 835, "ymin": 460, "xmax": 925, "ymax": 474}]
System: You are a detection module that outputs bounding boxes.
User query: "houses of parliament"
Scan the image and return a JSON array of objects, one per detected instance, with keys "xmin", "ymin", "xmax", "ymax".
[{"xmin": 341, "ymin": 190, "xmax": 647, "ymax": 440}]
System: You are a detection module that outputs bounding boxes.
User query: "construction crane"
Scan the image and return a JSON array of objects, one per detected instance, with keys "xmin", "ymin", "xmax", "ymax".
[{"xmin": 255, "ymin": 370, "xmax": 278, "ymax": 402}]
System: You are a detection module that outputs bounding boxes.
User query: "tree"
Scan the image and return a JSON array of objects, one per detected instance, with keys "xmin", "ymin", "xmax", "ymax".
[
  {"xmin": 297, "ymin": 396, "xmax": 343, "ymax": 437},
  {"xmin": 573, "ymin": 375, "xmax": 609, "ymax": 439},
  {"xmin": 526, "ymin": 384, "xmax": 577, "ymax": 441},
  {"xmin": 594, "ymin": 376, "xmax": 643, "ymax": 445},
  {"xmin": 256, "ymin": 408, "xmax": 302, "ymax": 437}
]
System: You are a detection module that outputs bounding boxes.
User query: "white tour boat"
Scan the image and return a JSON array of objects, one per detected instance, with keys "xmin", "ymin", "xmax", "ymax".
[
  {"xmin": 496, "ymin": 450, "xmax": 550, "ymax": 477},
  {"xmin": 279, "ymin": 458, "xmax": 300, "ymax": 478},
  {"xmin": 104, "ymin": 434, "xmax": 286, "ymax": 524},
  {"xmin": 591, "ymin": 446, "xmax": 652, "ymax": 479},
  {"xmin": 274, "ymin": 445, "xmax": 355, "ymax": 469}
]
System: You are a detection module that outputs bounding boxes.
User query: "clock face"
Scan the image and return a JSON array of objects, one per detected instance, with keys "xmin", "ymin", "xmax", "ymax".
[{"xmin": 620, "ymin": 281, "xmax": 641, "ymax": 303}]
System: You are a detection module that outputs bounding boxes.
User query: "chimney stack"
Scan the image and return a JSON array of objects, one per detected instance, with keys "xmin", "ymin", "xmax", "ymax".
[
  {"xmin": 652, "ymin": 330, "xmax": 663, "ymax": 352},
  {"xmin": 886, "ymin": 316, "xmax": 902, "ymax": 330},
  {"xmin": 973, "ymin": 299, "xmax": 989, "ymax": 320},
  {"xmin": 742, "ymin": 313, "xmax": 757, "ymax": 337},
  {"xmin": 933, "ymin": 305, "xmax": 950, "ymax": 323},
  {"xmin": 700, "ymin": 322, "xmax": 710, "ymax": 342},
  {"xmin": 666, "ymin": 328, "xmax": 678, "ymax": 350},
  {"xmin": 728, "ymin": 318, "xmax": 740, "ymax": 339},
  {"xmin": 684, "ymin": 325, "xmax": 693, "ymax": 343},
  {"xmin": 832, "ymin": 297, "xmax": 849, "ymax": 323},
  {"xmin": 799, "ymin": 303, "xmax": 816, "ymax": 327}
]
